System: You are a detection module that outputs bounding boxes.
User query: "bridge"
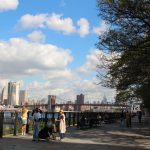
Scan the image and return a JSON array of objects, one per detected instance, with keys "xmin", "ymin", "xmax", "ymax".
[{"xmin": 14, "ymin": 103, "xmax": 129, "ymax": 112}]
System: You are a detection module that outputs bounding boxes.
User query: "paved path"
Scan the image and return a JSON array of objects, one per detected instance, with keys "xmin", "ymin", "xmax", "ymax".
[{"xmin": 0, "ymin": 116, "xmax": 150, "ymax": 150}]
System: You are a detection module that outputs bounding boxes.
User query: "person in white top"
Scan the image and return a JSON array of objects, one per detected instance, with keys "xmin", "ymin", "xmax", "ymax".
[
  {"xmin": 32, "ymin": 108, "xmax": 41, "ymax": 141},
  {"xmin": 59, "ymin": 110, "xmax": 66, "ymax": 141}
]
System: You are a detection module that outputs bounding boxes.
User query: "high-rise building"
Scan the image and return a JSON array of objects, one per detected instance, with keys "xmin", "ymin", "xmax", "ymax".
[
  {"xmin": 7, "ymin": 81, "xmax": 20, "ymax": 106},
  {"xmin": 76, "ymin": 94, "xmax": 84, "ymax": 104},
  {"xmin": 1, "ymin": 86, "xmax": 7, "ymax": 105},
  {"xmin": 76, "ymin": 94, "xmax": 84, "ymax": 111},
  {"xmin": 19, "ymin": 90, "xmax": 28, "ymax": 105},
  {"xmin": 48, "ymin": 95, "xmax": 56, "ymax": 111}
]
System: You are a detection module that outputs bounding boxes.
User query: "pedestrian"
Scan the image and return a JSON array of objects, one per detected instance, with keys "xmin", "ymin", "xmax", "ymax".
[
  {"xmin": 120, "ymin": 110, "xmax": 125, "ymax": 127},
  {"xmin": 138, "ymin": 111, "xmax": 142, "ymax": 123},
  {"xmin": 32, "ymin": 108, "xmax": 41, "ymax": 141},
  {"xmin": 125, "ymin": 111, "xmax": 130, "ymax": 127},
  {"xmin": 21, "ymin": 105, "xmax": 28, "ymax": 135},
  {"xmin": 59, "ymin": 110, "xmax": 66, "ymax": 141}
]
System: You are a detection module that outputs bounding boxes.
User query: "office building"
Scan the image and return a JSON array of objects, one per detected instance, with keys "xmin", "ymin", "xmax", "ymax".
[
  {"xmin": 48, "ymin": 95, "xmax": 56, "ymax": 111},
  {"xmin": 19, "ymin": 90, "xmax": 28, "ymax": 105},
  {"xmin": 1, "ymin": 86, "xmax": 7, "ymax": 105},
  {"xmin": 76, "ymin": 94, "xmax": 84, "ymax": 104},
  {"xmin": 7, "ymin": 81, "xmax": 20, "ymax": 106}
]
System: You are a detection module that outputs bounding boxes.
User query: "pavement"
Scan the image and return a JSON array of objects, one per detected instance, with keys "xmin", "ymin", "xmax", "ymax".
[{"xmin": 0, "ymin": 115, "xmax": 150, "ymax": 150}]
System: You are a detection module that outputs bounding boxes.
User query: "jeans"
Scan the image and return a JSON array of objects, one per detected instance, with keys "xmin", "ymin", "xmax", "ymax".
[
  {"xmin": 60, "ymin": 133, "xmax": 65, "ymax": 139},
  {"xmin": 33, "ymin": 122, "xmax": 39, "ymax": 140}
]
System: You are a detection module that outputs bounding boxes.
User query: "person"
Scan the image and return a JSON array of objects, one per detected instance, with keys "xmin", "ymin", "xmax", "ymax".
[
  {"xmin": 79, "ymin": 114, "xmax": 85, "ymax": 129},
  {"xmin": 138, "ymin": 111, "xmax": 142, "ymax": 123},
  {"xmin": 59, "ymin": 110, "xmax": 66, "ymax": 141},
  {"xmin": 21, "ymin": 105, "xmax": 28, "ymax": 135},
  {"xmin": 125, "ymin": 111, "xmax": 130, "ymax": 127},
  {"xmin": 32, "ymin": 108, "xmax": 41, "ymax": 141},
  {"xmin": 120, "ymin": 110, "xmax": 125, "ymax": 127}
]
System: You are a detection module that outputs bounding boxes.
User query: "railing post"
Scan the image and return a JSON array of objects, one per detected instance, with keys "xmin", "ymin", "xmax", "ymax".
[
  {"xmin": 26, "ymin": 112, "xmax": 30, "ymax": 134},
  {"xmin": 77, "ymin": 112, "xmax": 80, "ymax": 124},
  {"xmin": 0, "ymin": 111, "xmax": 4, "ymax": 138},
  {"xmin": 73, "ymin": 112, "xmax": 76, "ymax": 126},
  {"xmin": 68, "ymin": 112, "xmax": 71, "ymax": 127},
  {"xmin": 13, "ymin": 111, "xmax": 18, "ymax": 136},
  {"xmin": 44, "ymin": 112, "xmax": 48, "ymax": 126}
]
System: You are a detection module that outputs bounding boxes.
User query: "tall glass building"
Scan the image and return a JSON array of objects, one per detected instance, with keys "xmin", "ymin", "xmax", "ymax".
[{"xmin": 8, "ymin": 81, "xmax": 20, "ymax": 106}]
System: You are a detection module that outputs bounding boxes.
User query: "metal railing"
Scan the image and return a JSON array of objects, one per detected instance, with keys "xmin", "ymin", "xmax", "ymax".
[{"xmin": 0, "ymin": 111, "xmax": 121, "ymax": 138}]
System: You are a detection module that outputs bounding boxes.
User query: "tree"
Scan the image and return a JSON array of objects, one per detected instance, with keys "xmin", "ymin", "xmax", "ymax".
[{"xmin": 96, "ymin": 0, "xmax": 150, "ymax": 109}]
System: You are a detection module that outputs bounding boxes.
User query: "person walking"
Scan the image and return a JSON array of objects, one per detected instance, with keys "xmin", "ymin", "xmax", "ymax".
[
  {"xmin": 59, "ymin": 110, "xmax": 66, "ymax": 141},
  {"xmin": 32, "ymin": 108, "xmax": 41, "ymax": 141},
  {"xmin": 21, "ymin": 105, "xmax": 28, "ymax": 135}
]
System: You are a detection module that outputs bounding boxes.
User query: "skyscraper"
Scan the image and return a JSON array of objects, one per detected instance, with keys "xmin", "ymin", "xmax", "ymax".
[
  {"xmin": 7, "ymin": 81, "xmax": 20, "ymax": 106},
  {"xmin": 76, "ymin": 94, "xmax": 84, "ymax": 104},
  {"xmin": 76, "ymin": 94, "xmax": 84, "ymax": 111},
  {"xmin": 48, "ymin": 95, "xmax": 56, "ymax": 111},
  {"xmin": 19, "ymin": 90, "xmax": 28, "ymax": 105},
  {"xmin": 1, "ymin": 86, "xmax": 7, "ymax": 105}
]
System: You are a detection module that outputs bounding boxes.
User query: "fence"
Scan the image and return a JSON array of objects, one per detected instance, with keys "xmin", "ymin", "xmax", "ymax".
[{"xmin": 0, "ymin": 111, "xmax": 121, "ymax": 138}]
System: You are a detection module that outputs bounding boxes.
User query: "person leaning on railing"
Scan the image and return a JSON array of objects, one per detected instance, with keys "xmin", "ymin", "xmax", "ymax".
[{"xmin": 20, "ymin": 105, "xmax": 28, "ymax": 135}]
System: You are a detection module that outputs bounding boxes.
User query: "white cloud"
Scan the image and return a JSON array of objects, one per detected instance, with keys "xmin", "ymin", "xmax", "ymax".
[
  {"xmin": 77, "ymin": 49, "xmax": 101, "ymax": 74},
  {"xmin": 18, "ymin": 14, "xmax": 47, "ymax": 29},
  {"xmin": 0, "ymin": 38, "xmax": 73, "ymax": 78},
  {"xmin": 93, "ymin": 20, "xmax": 109, "ymax": 35},
  {"xmin": 26, "ymin": 76, "xmax": 115, "ymax": 103},
  {"xmin": 17, "ymin": 13, "xmax": 91, "ymax": 37},
  {"xmin": 27, "ymin": 31, "xmax": 45, "ymax": 43},
  {"xmin": 77, "ymin": 18, "xmax": 89, "ymax": 37},
  {"xmin": 46, "ymin": 13, "xmax": 76, "ymax": 34},
  {"xmin": 0, "ymin": 0, "xmax": 19, "ymax": 12}
]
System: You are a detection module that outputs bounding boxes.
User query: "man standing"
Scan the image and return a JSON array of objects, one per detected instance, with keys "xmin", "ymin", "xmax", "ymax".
[{"xmin": 32, "ymin": 108, "xmax": 41, "ymax": 141}]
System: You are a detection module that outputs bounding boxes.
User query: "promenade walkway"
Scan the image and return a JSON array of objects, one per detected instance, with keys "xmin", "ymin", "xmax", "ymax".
[{"xmin": 0, "ymin": 116, "xmax": 150, "ymax": 150}]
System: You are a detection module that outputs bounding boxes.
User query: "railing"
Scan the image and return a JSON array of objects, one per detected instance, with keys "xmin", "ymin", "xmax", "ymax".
[{"xmin": 0, "ymin": 111, "xmax": 121, "ymax": 138}]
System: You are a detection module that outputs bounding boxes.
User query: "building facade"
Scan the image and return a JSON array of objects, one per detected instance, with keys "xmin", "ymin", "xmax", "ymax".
[
  {"xmin": 48, "ymin": 95, "xmax": 56, "ymax": 111},
  {"xmin": 1, "ymin": 86, "xmax": 7, "ymax": 105},
  {"xmin": 19, "ymin": 90, "xmax": 28, "ymax": 105},
  {"xmin": 7, "ymin": 82, "xmax": 20, "ymax": 106},
  {"xmin": 76, "ymin": 94, "xmax": 84, "ymax": 111}
]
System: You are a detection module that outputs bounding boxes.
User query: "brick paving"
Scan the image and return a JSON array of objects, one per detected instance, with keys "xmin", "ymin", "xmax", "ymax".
[{"xmin": 0, "ymin": 115, "xmax": 150, "ymax": 150}]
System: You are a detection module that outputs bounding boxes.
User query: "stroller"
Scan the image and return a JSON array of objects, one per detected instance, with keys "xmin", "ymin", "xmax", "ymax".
[{"xmin": 38, "ymin": 120, "xmax": 57, "ymax": 141}]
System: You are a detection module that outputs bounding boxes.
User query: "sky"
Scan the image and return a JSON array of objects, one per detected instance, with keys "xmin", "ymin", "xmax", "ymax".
[{"xmin": 0, "ymin": 0, "xmax": 115, "ymax": 103}]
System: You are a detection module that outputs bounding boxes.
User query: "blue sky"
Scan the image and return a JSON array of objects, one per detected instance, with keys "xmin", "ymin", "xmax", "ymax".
[{"xmin": 0, "ymin": 0, "xmax": 115, "ymax": 103}]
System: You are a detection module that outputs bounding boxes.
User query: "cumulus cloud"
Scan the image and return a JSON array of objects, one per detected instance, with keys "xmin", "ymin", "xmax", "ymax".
[
  {"xmin": 26, "ymin": 76, "xmax": 115, "ymax": 103},
  {"xmin": 0, "ymin": 38, "xmax": 73, "ymax": 78},
  {"xmin": 46, "ymin": 13, "xmax": 76, "ymax": 34},
  {"xmin": 17, "ymin": 14, "xmax": 47, "ymax": 29},
  {"xmin": 77, "ymin": 18, "xmax": 89, "ymax": 37},
  {"xmin": 77, "ymin": 49, "xmax": 101, "ymax": 74},
  {"xmin": 0, "ymin": 0, "xmax": 19, "ymax": 12},
  {"xmin": 27, "ymin": 31, "xmax": 45, "ymax": 43},
  {"xmin": 93, "ymin": 20, "xmax": 109, "ymax": 35},
  {"xmin": 17, "ymin": 13, "xmax": 91, "ymax": 37},
  {"xmin": 17, "ymin": 13, "xmax": 76, "ymax": 34}
]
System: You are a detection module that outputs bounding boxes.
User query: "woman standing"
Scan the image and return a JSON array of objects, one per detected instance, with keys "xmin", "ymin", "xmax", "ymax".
[
  {"xmin": 21, "ymin": 105, "xmax": 28, "ymax": 135},
  {"xmin": 59, "ymin": 110, "xmax": 66, "ymax": 141}
]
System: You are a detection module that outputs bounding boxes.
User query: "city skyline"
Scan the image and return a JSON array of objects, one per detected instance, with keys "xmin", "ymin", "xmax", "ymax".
[{"xmin": 0, "ymin": 0, "xmax": 115, "ymax": 102}]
